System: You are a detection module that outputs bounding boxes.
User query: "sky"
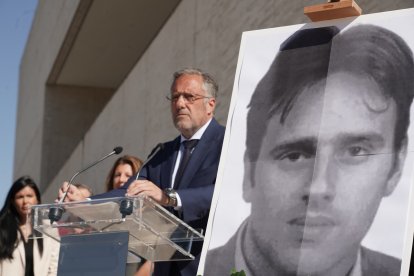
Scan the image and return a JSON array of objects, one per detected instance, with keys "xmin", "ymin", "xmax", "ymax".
[{"xmin": 0, "ymin": 0, "xmax": 37, "ymax": 207}]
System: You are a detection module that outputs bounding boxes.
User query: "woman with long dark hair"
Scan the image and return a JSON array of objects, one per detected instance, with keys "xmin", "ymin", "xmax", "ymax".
[{"xmin": 0, "ymin": 176, "xmax": 59, "ymax": 275}]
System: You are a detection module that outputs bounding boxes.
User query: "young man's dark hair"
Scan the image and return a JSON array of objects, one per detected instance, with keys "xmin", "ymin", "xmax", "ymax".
[{"xmin": 246, "ymin": 25, "xmax": 414, "ymax": 164}]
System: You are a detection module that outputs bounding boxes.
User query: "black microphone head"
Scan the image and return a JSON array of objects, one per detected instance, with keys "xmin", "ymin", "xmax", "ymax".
[
  {"xmin": 113, "ymin": 146, "xmax": 123, "ymax": 154},
  {"xmin": 48, "ymin": 206, "xmax": 64, "ymax": 224}
]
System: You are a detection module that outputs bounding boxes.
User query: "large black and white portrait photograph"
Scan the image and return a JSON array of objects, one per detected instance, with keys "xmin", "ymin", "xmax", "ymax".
[{"xmin": 199, "ymin": 8, "xmax": 414, "ymax": 276}]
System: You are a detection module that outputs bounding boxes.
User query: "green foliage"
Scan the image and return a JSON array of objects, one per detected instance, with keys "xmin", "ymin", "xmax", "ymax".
[{"xmin": 230, "ymin": 268, "xmax": 246, "ymax": 276}]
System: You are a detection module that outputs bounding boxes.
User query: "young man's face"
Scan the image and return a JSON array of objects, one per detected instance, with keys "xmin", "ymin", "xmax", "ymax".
[{"xmin": 244, "ymin": 72, "xmax": 406, "ymax": 275}]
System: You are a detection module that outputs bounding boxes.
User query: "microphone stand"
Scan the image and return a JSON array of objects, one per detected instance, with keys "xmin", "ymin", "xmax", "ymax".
[
  {"xmin": 48, "ymin": 146, "xmax": 123, "ymax": 223},
  {"xmin": 119, "ymin": 143, "xmax": 164, "ymax": 218}
]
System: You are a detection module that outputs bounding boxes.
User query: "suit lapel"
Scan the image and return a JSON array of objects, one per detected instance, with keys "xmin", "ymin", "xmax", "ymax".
[
  {"xmin": 17, "ymin": 235, "xmax": 26, "ymax": 267},
  {"xmin": 160, "ymin": 138, "xmax": 180, "ymax": 189},
  {"xmin": 178, "ymin": 119, "xmax": 219, "ymax": 190}
]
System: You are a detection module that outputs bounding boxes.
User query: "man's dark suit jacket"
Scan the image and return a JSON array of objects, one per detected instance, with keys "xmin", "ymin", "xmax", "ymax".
[
  {"xmin": 93, "ymin": 118, "xmax": 225, "ymax": 276},
  {"xmin": 204, "ymin": 224, "xmax": 401, "ymax": 276}
]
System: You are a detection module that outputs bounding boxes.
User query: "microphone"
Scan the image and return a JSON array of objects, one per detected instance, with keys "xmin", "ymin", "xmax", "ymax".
[
  {"xmin": 48, "ymin": 146, "xmax": 123, "ymax": 223},
  {"xmin": 135, "ymin": 143, "xmax": 164, "ymax": 181},
  {"xmin": 119, "ymin": 143, "xmax": 164, "ymax": 218}
]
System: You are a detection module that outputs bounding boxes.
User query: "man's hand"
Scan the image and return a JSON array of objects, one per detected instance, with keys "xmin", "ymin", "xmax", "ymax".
[
  {"xmin": 126, "ymin": 180, "xmax": 170, "ymax": 206},
  {"xmin": 56, "ymin": 181, "xmax": 87, "ymax": 202}
]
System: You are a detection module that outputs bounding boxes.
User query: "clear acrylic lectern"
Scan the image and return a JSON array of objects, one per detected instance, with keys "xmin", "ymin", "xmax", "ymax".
[{"xmin": 30, "ymin": 196, "xmax": 204, "ymax": 275}]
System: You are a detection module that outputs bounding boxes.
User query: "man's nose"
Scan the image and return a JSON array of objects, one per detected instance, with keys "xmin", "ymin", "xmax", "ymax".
[
  {"xmin": 305, "ymin": 151, "xmax": 336, "ymax": 203},
  {"xmin": 174, "ymin": 95, "xmax": 187, "ymax": 108}
]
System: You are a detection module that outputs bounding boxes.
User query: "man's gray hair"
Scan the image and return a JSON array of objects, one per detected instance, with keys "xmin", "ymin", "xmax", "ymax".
[{"xmin": 171, "ymin": 68, "xmax": 218, "ymax": 98}]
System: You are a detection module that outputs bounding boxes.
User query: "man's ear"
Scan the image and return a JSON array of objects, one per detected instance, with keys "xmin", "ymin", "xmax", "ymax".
[
  {"xmin": 384, "ymin": 138, "xmax": 408, "ymax": 196},
  {"xmin": 243, "ymin": 153, "xmax": 254, "ymax": 202},
  {"xmin": 206, "ymin": 97, "xmax": 216, "ymax": 116}
]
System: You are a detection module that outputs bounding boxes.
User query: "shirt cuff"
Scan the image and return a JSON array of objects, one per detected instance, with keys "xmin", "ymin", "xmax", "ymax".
[{"xmin": 174, "ymin": 192, "xmax": 182, "ymax": 210}]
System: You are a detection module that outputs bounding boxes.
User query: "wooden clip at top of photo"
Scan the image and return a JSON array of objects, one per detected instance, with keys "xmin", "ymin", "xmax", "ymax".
[{"xmin": 304, "ymin": 0, "xmax": 362, "ymax": 22}]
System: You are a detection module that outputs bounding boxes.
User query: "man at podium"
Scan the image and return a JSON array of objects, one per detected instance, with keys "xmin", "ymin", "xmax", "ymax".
[
  {"xmin": 59, "ymin": 68, "xmax": 225, "ymax": 276},
  {"xmin": 205, "ymin": 24, "xmax": 414, "ymax": 276}
]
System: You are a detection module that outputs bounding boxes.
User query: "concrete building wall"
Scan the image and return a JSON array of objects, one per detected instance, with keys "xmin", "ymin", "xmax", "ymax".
[
  {"xmin": 15, "ymin": 0, "xmax": 414, "ymax": 202},
  {"xmin": 15, "ymin": 0, "xmax": 82, "ymax": 190}
]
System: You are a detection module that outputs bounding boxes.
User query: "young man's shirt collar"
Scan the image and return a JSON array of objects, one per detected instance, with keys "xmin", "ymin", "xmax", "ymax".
[{"xmin": 234, "ymin": 219, "xmax": 362, "ymax": 276}]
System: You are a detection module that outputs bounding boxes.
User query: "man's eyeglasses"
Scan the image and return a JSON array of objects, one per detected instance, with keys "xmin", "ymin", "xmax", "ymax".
[{"xmin": 166, "ymin": 92, "xmax": 211, "ymax": 103}]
